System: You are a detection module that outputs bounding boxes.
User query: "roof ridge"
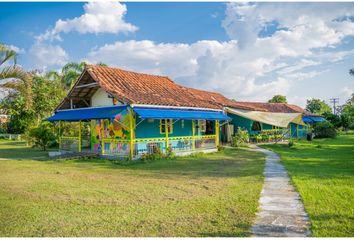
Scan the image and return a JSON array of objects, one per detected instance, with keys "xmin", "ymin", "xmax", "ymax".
[{"xmin": 86, "ymin": 64, "xmax": 174, "ymax": 83}]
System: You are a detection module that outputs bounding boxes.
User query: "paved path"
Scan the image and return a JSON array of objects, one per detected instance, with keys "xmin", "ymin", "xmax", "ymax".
[{"xmin": 251, "ymin": 146, "xmax": 310, "ymax": 237}]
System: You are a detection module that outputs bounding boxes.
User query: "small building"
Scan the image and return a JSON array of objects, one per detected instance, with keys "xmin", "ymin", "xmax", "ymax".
[
  {"xmin": 223, "ymin": 102, "xmax": 311, "ymax": 142},
  {"xmin": 48, "ymin": 65, "xmax": 231, "ymax": 159},
  {"xmin": 48, "ymin": 65, "xmax": 323, "ymax": 159}
]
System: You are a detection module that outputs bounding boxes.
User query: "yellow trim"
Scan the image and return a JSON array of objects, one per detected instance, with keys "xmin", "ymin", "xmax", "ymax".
[
  {"xmin": 192, "ymin": 120, "xmax": 195, "ymax": 150},
  {"xmin": 160, "ymin": 119, "xmax": 173, "ymax": 134},
  {"xmin": 134, "ymin": 137, "xmax": 166, "ymax": 142},
  {"xmin": 129, "ymin": 109, "xmax": 134, "ymax": 160},
  {"xmin": 78, "ymin": 120, "xmax": 82, "ymax": 152},
  {"xmin": 58, "ymin": 121, "xmax": 61, "ymax": 150},
  {"xmin": 165, "ymin": 121, "xmax": 169, "ymax": 152},
  {"xmin": 215, "ymin": 120, "xmax": 220, "ymax": 147},
  {"xmin": 61, "ymin": 136, "xmax": 80, "ymax": 140},
  {"xmin": 132, "ymin": 135, "xmax": 216, "ymax": 143},
  {"xmin": 101, "ymin": 120, "xmax": 105, "ymax": 155}
]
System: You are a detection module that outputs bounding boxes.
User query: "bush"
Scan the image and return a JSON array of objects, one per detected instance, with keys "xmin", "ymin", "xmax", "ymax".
[
  {"xmin": 29, "ymin": 122, "xmax": 56, "ymax": 151},
  {"xmin": 314, "ymin": 121, "xmax": 337, "ymax": 138},
  {"xmin": 288, "ymin": 139, "xmax": 295, "ymax": 148},
  {"xmin": 232, "ymin": 127, "xmax": 249, "ymax": 147}
]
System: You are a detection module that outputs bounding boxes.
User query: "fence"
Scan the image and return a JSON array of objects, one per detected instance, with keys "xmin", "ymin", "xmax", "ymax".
[
  {"xmin": 0, "ymin": 134, "xmax": 21, "ymax": 140},
  {"xmin": 132, "ymin": 135, "xmax": 216, "ymax": 158},
  {"xmin": 58, "ymin": 134, "xmax": 217, "ymax": 159}
]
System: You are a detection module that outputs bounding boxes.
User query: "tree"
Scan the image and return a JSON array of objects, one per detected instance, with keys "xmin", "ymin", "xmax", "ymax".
[
  {"xmin": 61, "ymin": 62, "xmax": 86, "ymax": 89},
  {"xmin": 340, "ymin": 93, "xmax": 354, "ymax": 130},
  {"xmin": 350, "ymin": 68, "xmax": 354, "ymax": 77},
  {"xmin": 0, "ymin": 44, "xmax": 33, "ymax": 109},
  {"xmin": 0, "ymin": 73, "xmax": 66, "ymax": 133},
  {"xmin": 29, "ymin": 122, "xmax": 56, "ymax": 151},
  {"xmin": 305, "ymin": 99, "xmax": 332, "ymax": 115},
  {"xmin": 268, "ymin": 95, "xmax": 287, "ymax": 103}
]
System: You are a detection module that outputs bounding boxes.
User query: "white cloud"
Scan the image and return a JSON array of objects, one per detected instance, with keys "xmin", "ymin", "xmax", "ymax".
[
  {"xmin": 37, "ymin": 1, "xmax": 137, "ymax": 42},
  {"xmin": 341, "ymin": 86, "xmax": 353, "ymax": 99},
  {"xmin": 83, "ymin": 3, "xmax": 354, "ymax": 104},
  {"xmin": 5, "ymin": 44, "xmax": 25, "ymax": 54},
  {"xmin": 29, "ymin": 43, "xmax": 69, "ymax": 69}
]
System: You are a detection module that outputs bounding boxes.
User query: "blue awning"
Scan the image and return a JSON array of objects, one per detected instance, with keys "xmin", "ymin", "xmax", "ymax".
[
  {"xmin": 47, "ymin": 106, "xmax": 127, "ymax": 122},
  {"xmin": 302, "ymin": 116, "xmax": 325, "ymax": 123},
  {"xmin": 133, "ymin": 107, "xmax": 231, "ymax": 121}
]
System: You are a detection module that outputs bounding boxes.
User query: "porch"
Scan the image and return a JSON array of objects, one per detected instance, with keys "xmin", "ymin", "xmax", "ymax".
[{"xmin": 48, "ymin": 106, "xmax": 230, "ymax": 160}]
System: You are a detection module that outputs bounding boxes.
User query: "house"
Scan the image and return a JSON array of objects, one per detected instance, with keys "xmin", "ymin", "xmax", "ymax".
[
  {"xmin": 48, "ymin": 65, "xmax": 232, "ymax": 159},
  {"xmin": 48, "ymin": 64, "xmax": 323, "ymax": 159},
  {"xmin": 223, "ymin": 102, "xmax": 310, "ymax": 141}
]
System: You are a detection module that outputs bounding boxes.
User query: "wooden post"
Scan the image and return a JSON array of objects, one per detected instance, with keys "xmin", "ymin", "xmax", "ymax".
[
  {"xmin": 58, "ymin": 121, "xmax": 61, "ymax": 151},
  {"xmin": 129, "ymin": 109, "xmax": 134, "ymax": 160},
  {"xmin": 215, "ymin": 120, "xmax": 220, "ymax": 147},
  {"xmin": 192, "ymin": 120, "xmax": 195, "ymax": 151},
  {"xmin": 165, "ymin": 119, "xmax": 169, "ymax": 153},
  {"xmin": 101, "ymin": 120, "xmax": 105, "ymax": 155},
  {"xmin": 78, "ymin": 120, "xmax": 82, "ymax": 152}
]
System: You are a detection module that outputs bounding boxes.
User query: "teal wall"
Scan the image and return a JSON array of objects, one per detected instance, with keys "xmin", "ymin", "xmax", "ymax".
[
  {"xmin": 135, "ymin": 118, "xmax": 194, "ymax": 138},
  {"xmin": 289, "ymin": 123, "xmax": 308, "ymax": 138},
  {"xmin": 229, "ymin": 113, "xmax": 253, "ymax": 133},
  {"xmin": 262, "ymin": 123, "xmax": 273, "ymax": 130}
]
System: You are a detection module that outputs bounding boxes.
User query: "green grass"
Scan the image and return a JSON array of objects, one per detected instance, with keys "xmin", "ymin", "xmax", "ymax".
[
  {"xmin": 0, "ymin": 147, "xmax": 265, "ymax": 237},
  {"xmin": 262, "ymin": 134, "xmax": 354, "ymax": 237},
  {"xmin": 0, "ymin": 140, "xmax": 51, "ymax": 159}
]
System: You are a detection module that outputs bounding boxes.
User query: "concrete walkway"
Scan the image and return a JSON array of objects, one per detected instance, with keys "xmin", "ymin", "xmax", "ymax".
[{"xmin": 251, "ymin": 146, "xmax": 310, "ymax": 237}]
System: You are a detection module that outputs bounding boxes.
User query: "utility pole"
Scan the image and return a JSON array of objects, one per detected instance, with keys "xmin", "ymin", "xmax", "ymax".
[{"xmin": 330, "ymin": 98, "xmax": 339, "ymax": 115}]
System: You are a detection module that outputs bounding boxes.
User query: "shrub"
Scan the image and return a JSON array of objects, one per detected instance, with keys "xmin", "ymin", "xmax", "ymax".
[
  {"xmin": 288, "ymin": 139, "xmax": 295, "ymax": 148},
  {"xmin": 232, "ymin": 127, "xmax": 249, "ymax": 147},
  {"xmin": 29, "ymin": 122, "xmax": 56, "ymax": 151},
  {"xmin": 314, "ymin": 121, "xmax": 337, "ymax": 138}
]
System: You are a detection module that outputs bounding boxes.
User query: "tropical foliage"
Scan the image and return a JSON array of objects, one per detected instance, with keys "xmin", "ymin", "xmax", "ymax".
[
  {"xmin": 305, "ymin": 98, "xmax": 332, "ymax": 115},
  {"xmin": 231, "ymin": 127, "xmax": 249, "ymax": 147},
  {"xmin": 313, "ymin": 121, "xmax": 337, "ymax": 138},
  {"xmin": 29, "ymin": 121, "xmax": 56, "ymax": 150},
  {"xmin": 268, "ymin": 95, "xmax": 287, "ymax": 103}
]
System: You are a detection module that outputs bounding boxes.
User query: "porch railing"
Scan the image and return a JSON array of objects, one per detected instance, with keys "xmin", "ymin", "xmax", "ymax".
[
  {"xmin": 100, "ymin": 135, "xmax": 217, "ymax": 159},
  {"xmin": 59, "ymin": 136, "xmax": 80, "ymax": 152}
]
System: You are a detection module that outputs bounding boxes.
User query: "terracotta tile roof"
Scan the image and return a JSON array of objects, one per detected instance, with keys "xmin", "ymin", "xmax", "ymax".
[
  {"xmin": 60, "ymin": 65, "xmax": 312, "ymax": 115},
  {"xmin": 186, "ymin": 88, "xmax": 264, "ymax": 111},
  {"xmin": 85, "ymin": 65, "xmax": 260, "ymax": 111},
  {"xmin": 232, "ymin": 101, "xmax": 319, "ymax": 116},
  {"xmin": 85, "ymin": 65, "xmax": 227, "ymax": 109}
]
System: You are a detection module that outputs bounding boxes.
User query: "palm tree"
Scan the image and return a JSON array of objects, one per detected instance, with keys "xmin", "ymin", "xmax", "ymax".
[
  {"xmin": 0, "ymin": 44, "xmax": 33, "ymax": 109},
  {"xmin": 61, "ymin": 62, "xmax": 86, "ymax": 89}
]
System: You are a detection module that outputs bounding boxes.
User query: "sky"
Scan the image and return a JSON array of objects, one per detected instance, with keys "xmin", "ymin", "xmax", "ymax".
[{"xmin": 1, "ymin": 2, "xmax": 354, "ymax": 108}]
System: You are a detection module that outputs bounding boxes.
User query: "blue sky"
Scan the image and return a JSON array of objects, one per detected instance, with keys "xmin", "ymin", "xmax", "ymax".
[{"xmin": 1, "ymin": 2, "xmax": 354, "ymax": 107}]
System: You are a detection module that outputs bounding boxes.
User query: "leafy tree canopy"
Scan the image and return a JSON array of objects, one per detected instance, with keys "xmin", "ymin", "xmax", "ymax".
[
  {"xmin": 268, "ymin": 95, "xmax": 287, "ymax": 103},
  {"xmin": 305, "ymin": 98, "xmax": 332, "ymax": 115}
]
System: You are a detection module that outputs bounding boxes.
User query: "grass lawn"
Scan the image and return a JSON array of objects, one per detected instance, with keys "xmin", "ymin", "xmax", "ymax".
[
  {"xmin": 262, "ymin": 133, "xmax": 354, "ymax": 237},
  {"xmin": 0, "ymin": 146, "xmax": 265, "ymax": 237},
  {"xmin": 0, "ymin": 140, "xmax": 51, "ymax": 159}
]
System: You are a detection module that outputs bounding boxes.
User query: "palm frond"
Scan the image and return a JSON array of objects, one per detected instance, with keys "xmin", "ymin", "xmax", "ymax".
[
  {"xmin": 0, "ymin": 44, "xmax": 17, "ymax": 66},
  {"xmin": 0, "ymin": 66, "xmax": 28, "ymax": 81}
]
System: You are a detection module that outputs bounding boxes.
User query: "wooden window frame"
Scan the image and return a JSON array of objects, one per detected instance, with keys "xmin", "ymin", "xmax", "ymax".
[{"xmin": 160, "ymin": 119, "xmax": 173, "ymax": 134}]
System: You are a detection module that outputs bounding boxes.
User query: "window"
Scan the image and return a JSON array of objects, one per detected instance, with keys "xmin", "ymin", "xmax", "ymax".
[
  {"xmin": 205, "ymin": 120, "xmax": 214, "ymax": 134},
  {"xmin": 251, "ymin": 121, "xmax": 262, "ymax": 131},
  {"xmin": 160, "ymin": 119, "xmax": 173, "ymax": 134}
]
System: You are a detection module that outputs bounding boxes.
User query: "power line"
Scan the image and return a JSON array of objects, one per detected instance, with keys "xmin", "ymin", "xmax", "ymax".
[{"xmin": 330, "ymin": 98, "xmax": 339, "ymax": 115}]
